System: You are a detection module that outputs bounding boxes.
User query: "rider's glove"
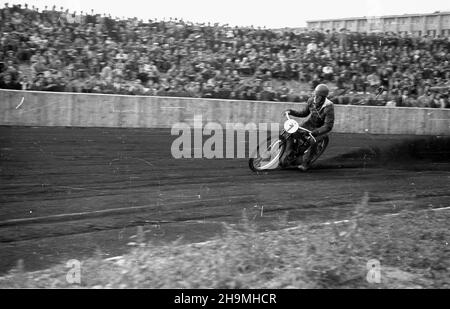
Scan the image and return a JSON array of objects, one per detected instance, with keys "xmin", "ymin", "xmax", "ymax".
[{"xmin": 311, "ymin": 130, "xmax": 319, "ymax": 137}]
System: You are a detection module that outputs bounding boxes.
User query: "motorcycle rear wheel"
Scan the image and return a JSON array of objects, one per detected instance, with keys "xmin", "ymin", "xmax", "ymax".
[{"xmin": 309, "ymin": 135, "xmax": 330, "ymax": 165}]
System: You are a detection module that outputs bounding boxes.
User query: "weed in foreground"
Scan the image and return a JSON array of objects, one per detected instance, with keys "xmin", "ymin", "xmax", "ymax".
[{"xmin": 0, "ymin": 194, "xmax": 448, "ymax": 288}]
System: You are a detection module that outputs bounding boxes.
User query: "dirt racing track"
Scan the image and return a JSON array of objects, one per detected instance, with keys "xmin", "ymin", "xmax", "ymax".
[{"xmin": 0, "ymin": 126, "xmax": 449, "ymax": 274}]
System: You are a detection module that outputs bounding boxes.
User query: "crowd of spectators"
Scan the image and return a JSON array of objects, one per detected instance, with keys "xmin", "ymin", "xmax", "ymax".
[{"xmin": 0, "ymin": 3, "xmax": 449, "ymax": 108}]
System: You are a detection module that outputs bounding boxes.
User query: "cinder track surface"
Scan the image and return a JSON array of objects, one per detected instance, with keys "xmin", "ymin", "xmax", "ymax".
[{"xmin": 0, "ymin": 126, "xmax": 449, "ymax": 274}]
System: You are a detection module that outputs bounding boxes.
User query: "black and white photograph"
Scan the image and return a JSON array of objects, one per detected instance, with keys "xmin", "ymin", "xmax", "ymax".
[{"xmin": 0, "ymin": 0, "xmax": 449, "ymax": 292}]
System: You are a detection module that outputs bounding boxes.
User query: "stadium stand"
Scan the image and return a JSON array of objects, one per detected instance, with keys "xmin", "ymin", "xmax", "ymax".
[{"xmin": 0, "ymin": 3, "xmax": 449, "ymax": 107}]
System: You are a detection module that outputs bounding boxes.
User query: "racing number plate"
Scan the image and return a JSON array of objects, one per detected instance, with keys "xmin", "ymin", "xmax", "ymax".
[{"xmin": 284, "ymin": 119, "xmax": 299, "ymax": 134}]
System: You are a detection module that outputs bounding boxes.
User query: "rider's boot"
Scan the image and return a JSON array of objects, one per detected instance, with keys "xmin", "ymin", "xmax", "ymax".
[
  {"xmin": 297, "ymin": 152, "xmax": 311, "ymax": 171},
  {"xmin": 297, "ymin": 164, "xmax": 309, "ymax": 171}
]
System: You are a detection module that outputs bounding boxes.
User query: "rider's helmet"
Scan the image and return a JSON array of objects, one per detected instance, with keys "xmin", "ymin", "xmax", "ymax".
[{"xmin": 314, "ymin": 84, "xmax": 329, "ymax": 98}]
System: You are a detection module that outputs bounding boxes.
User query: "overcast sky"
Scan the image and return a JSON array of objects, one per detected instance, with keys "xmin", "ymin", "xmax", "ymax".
[{"xmin": 3, "ymin": 0, "xmax": 450, "ymax": 28}]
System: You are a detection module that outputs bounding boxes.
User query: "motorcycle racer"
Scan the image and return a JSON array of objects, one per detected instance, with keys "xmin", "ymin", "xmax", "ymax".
[{"xmin": 285, "ymin": 84, "xmax": 335, "ymax": 171}]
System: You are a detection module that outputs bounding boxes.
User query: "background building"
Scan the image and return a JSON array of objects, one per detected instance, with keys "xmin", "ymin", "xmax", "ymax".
[{"xmin": 307, "ymin": 11, "xmax": 450, "ymax": 36}]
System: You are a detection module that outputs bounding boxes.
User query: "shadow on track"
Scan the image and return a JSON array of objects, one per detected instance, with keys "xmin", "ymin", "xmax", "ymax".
[{"xmin": 315, "ymin": 136, "xmax": 450, "ymax": 171}]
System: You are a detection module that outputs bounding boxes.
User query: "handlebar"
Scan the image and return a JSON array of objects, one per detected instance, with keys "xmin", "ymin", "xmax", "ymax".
[
  {"xmin": 284, "ymin": 111, "xmax": 316, "ymax": 143},
  {"xmin": 284, "ymin": 111, "xmax": 291, "ymax": 120}
]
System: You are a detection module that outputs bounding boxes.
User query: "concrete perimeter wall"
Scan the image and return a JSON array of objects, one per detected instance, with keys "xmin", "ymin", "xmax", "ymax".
[{"xmin": 1, "ymin": 89, "xmax": 449, "ymax": 135}]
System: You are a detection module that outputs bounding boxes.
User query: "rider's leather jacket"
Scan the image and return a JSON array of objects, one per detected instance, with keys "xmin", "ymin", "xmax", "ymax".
[{"xmin": 289, "ymin": 97, "xmax": 335, "ymax": 136}]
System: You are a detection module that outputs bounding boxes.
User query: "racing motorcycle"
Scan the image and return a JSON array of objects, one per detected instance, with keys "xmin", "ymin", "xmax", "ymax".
[{"xmin": 249, "ymin": 111, "xmax": 329, "ymax": 172}]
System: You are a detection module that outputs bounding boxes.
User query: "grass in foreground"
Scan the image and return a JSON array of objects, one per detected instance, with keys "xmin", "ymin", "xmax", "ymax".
[{"xmin": 1, "ymin": 194, "xmax": 449, "ymax": 288}]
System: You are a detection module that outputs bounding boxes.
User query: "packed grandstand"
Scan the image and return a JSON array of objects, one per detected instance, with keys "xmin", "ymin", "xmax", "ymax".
[{"xmin": 0, "ymin": 3, "xmax": 449, "ymax": 108}]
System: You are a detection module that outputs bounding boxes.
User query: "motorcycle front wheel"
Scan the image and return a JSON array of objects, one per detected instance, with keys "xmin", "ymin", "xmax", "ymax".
[{"xmin": 249, "ymin": 138, "xmax": 285, "ymax": 172}]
